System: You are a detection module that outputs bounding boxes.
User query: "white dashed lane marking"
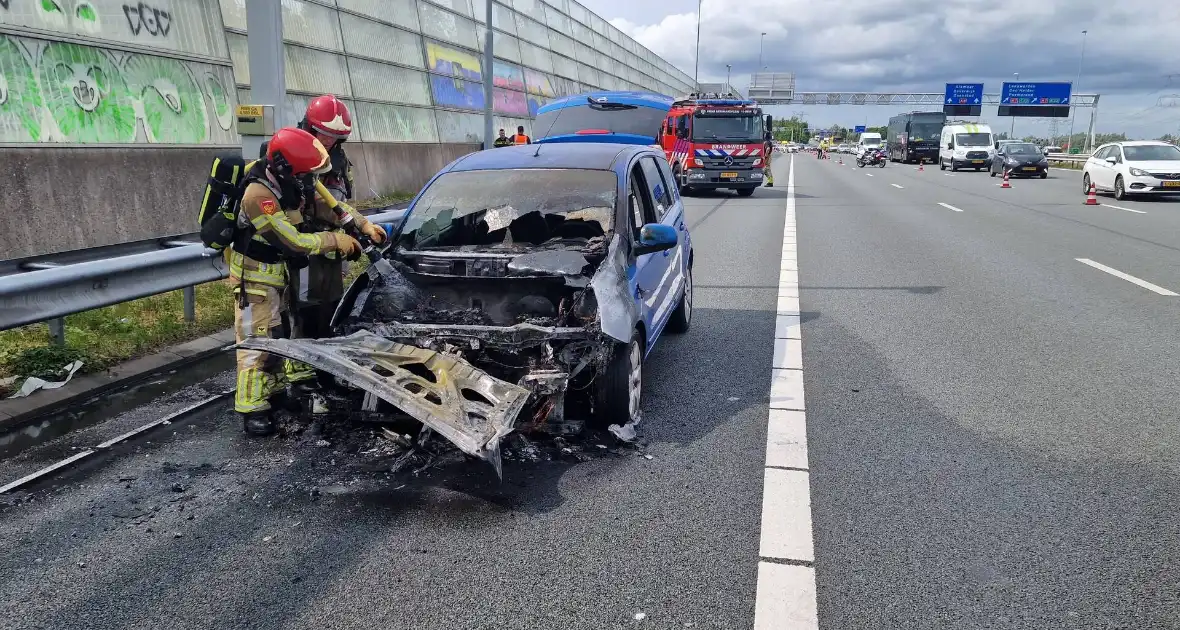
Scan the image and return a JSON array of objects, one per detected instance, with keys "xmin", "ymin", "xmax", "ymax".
[
  {"xmin": 754, "ymin": 155, "xmax": 819, "ymax": 630},
  {"xmin": 1075, "ymin": 258, "xmax": 1179, "ymax": 296}
]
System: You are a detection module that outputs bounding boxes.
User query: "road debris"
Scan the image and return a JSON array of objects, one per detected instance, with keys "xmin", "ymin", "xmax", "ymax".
[{"xmin": 608, "ymin": 421, "xmax": 638, "ymax": 443}]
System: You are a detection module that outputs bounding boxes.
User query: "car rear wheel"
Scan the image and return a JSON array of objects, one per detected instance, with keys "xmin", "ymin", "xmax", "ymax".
[
  {"xmin": 666, "ymin": 266, "xmax": 692, "ymax": 334},
  {"xmin": 1114, "ymin": 176, "xmax": 1126, "ymax": 200},
  {"xmin": 594, "ymin": 335, "xmax": 643, "ymax": 427}
]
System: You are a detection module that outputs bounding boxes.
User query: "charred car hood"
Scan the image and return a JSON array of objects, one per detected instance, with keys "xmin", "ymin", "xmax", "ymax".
[
  {"xmin": 240, "ymin": 331, "xmax": 530, "ymax": 476},
  {"xmin": 242, "ymin": 234, "xmax": 640, "ymax": 476}
]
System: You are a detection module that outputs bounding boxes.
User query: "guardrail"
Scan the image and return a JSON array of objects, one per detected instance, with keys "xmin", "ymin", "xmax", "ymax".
[
  {"xmin": 0, "ymin": 207, "xmax": 408, "ymax": 338},
  {"xmin": 1045, "ymin": 152, "xmax": 1090, "ymax": 164}
]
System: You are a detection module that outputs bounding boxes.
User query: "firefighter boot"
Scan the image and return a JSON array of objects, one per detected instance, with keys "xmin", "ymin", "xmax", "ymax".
[{"xmin": 241, "ymin": 410, "xmax": 276, "ymax": 437}]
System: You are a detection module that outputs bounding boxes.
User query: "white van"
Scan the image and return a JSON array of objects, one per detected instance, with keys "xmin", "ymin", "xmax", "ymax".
[
  {"xmin": 857, "ymin": 132, "xmax": 882, "ymax": 155},
  {"xmin": 939, "ymin": 123, "xmax": 994, "ymax": 172}
]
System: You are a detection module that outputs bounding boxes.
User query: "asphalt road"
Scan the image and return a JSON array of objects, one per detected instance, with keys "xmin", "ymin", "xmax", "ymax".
[
  {"xmin": 4, "ymin": 153, "xmax": 1180, "ymax": 629},
  {"xmin": 797, "ymin": 152, "xmax": 1180, "ymax": 628},
  {"xmin": 0, "ymin": 181, "xmax": 790, "ymax": 629}
]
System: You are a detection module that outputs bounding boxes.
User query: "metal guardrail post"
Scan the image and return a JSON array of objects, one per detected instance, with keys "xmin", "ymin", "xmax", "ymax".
[
  {"xmin": 47, "ymin": 318, "xmax": 65, "ymax": 346},
  {"xmin": 183, "ymin": 286, "xmax": 197, "ymax": 323}
]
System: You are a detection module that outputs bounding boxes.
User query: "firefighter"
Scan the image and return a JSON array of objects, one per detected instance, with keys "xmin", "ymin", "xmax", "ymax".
[
  {"xmin": 763, "ymin": 136, "xmax": 775, "ymax": 187},
  {"xmin": 493, "ymin": 128, "xmax": 512, "ymax": 147},
  {"xmin": 231, "ymin": 127, "xmax": 362, "ymax": 437},
  {"xmin": 286, "ymin": 95, "xmax": 386, "ymax": 405},
  {"xmin": 513, "ymin": 125, "xmax": 531, "ymax": 145}
]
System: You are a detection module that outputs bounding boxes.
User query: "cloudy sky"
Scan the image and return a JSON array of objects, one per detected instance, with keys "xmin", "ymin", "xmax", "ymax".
[{"xmin": 577, "ymin": 0, "xmax": 1180, "ymax": 140}]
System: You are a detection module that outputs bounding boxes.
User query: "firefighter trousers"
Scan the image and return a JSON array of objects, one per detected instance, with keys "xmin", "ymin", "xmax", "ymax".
[
  {"xmin": 764, "ymin": 154, "xmax": 775, "ymax": 186},
  {"xmin": 233, "ymin": 285, "xmax": 313, "ymax": 413}
]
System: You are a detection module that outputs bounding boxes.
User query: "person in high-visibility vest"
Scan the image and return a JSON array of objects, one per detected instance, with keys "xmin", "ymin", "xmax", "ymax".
[
  {"xmin": 512, "ymin": 125, "xmax": 531, "ymax": 145},
  {"xmin": 763, "ymin": 138, "xmax": 775, "ymax": 187}
]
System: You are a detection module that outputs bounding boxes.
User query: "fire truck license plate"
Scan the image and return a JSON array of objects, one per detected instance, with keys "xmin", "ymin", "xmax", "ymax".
[{"xmin": 720, "ymin": 172, "xmax": 738, "ymax": 179}]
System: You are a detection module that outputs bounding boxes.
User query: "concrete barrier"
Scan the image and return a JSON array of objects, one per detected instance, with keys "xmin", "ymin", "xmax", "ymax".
[{"xmin": 2, "ymin": 142, "xmax": 479, "ymax": 260}]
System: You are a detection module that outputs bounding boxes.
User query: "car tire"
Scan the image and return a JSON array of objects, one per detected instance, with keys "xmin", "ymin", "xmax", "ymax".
[
  {"xmin": 736, "ymin": 187, "xmax": 755, "ymax": 197},
  {"xmin": 939, "ymin": 159, "xmax": 947, "ymax": 171},
  {"xmin": 1040, "ymin": 172, "xmax": 1048, "ymax": 179},
  {"xmin": 666, "ymin": 266, "xmax": 692, "ymax": 334},
  {"xmin": 594, "ymin": 333, "xmax": 643, "ymax": 428},
  {"xmin": 950, "ymin": 161, "xmax": 959, "ymax": 172},
  {"xmin": 1114, "ymin": 176, "xmax": 1126, "ymax": 200},
  {"xmin": 1083, "ymin": 172, "xmax": 1093, "ymax": 194}
]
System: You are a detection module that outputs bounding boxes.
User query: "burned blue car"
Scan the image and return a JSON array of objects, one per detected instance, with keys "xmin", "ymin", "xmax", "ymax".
[{"xmin": 242, "ymin": 103, "xmax": 693, "ymax": 475}]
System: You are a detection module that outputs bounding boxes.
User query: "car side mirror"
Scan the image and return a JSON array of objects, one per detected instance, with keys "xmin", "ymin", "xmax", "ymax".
[
  {"xmin": 947, "ymin": 143, "xmax": 954, "ymax": 150},
  {"xmin": 675, "ymin": 127, "xmax": 687, "ymax": 139},
  {"xmin": 1105, "ymin": 156, "xmax": 1117, "ymax": 165},
  {"xmin": 635, "ymin": 223, "xmax": 678, "ymax": 256}
]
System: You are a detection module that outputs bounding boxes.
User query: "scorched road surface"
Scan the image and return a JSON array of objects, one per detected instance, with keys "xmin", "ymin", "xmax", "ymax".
[
  {"xmin": 798, "ymin": 155, "xmax": 1180, "ymax": 629},
  {"xmin": 0, "ymin": 181, "xmax": 790, "ymax": 629}
]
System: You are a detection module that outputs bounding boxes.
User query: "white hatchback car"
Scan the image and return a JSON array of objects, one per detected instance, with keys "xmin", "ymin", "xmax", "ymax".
[{"xmin": 1082, "ymin": 141, "xmax": 1180, "ymax": 200}]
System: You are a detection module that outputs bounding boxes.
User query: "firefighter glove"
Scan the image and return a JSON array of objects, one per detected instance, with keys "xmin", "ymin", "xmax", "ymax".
[
  {"xmin": 335, "ymin": 234, "xmax": 362, "ymax": 258},
  {"xmin": 361, "ymin": 222, "xmax": 387, "ymax": 244}
]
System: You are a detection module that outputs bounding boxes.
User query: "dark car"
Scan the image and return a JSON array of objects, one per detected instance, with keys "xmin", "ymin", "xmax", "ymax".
[{"xmin": 991, "ymin": 142, "xmax": 1049, "ymax": 179}]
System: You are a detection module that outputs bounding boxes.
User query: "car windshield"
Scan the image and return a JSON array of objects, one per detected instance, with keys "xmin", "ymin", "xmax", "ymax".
[
  {"xmin": 1007, "ymin": 143, "xmax": 1041, "ymax": 155},
  {"xmin": 909, "ymin": 122, "xmax": 942, "ymax": 141},
  {"xmin": 692, "ymin": 114, "xmax": 764, "ymax": 141},
  {"xmin": 398, "ymin": 169, "xmax": 616, "ymax": 249},
  {"xmin": 533, "ymin": 103, "xmax": 666, "ymax": 140},
  {"xmin": 1123, "ymin": 145, "xmax": 1180, "ymax": 161},
  {"xmin": 956, "ymin": 133, "xmax": 991, "ymax": 147}
]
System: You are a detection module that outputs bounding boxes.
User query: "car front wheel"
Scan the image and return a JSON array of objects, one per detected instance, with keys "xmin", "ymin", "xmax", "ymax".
[
  {"xmin": 1114, "ymin": 175, "xmax": 1127, "ymax": 200},
  {"xmin": 1083, "ymin": 172, "xmax": 1092, "ymax": 193},
  {"xmin": 594, "ymin": 334, "xmax": 643, "ymax": 427}
]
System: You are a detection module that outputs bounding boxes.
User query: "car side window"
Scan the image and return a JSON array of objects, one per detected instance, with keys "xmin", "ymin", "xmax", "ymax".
[
  {"xmin": 1111, "ymin": 146, "xmax": 1124, "ymax": 163},
  {"xmin": 628, "ymin": 163, "xmax": 658, "ymax": 240},
  {"xmin": 639, "ymin": 157, "xmax": 672, "ymax": 218},
  {"xmin": 653, "ymin": 155, "xmax": 680, "ymax": 206},
  {"xmin": 1093, "ymin": 146, "xmax": 1111, "ymax": 160}
]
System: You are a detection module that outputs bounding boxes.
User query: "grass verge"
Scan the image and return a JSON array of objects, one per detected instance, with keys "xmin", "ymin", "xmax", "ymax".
[
  {"xmin": 0, "ymin": 190, "xmax": 416, "ymax": 396},
  {"xmin": 0, "ymin": 281, "xmax": 236, "ymax": 395}
]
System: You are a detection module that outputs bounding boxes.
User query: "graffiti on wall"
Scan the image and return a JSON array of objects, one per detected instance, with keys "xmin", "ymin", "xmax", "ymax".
[
  {"xmin": 0, "ymin": 0, "xmax": 227, "ymax": 57},
  {"xmin": 425, "ymin": 40, "xmax": 484, "ymax": 111},
  {"xmin": 493, "ymin": 88, "xmax": 528, "ymax": 116},
  {"xmin": 493, "ymin": 61, "xmax": 524, "ymax": 92},
  {"xmin": 0, "ymin": 34, "xmax": 237, "ymax": 143},
  {"xmin": 123, "ymin": 2, "xmax": 171, "ymax": 37}
]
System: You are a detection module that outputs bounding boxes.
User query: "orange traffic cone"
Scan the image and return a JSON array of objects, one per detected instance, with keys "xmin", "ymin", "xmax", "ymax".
[
  {"xmin": 918, "ymin": 158, "xmax": 924, "ymax": 171},
  {"xmin": 839, "ymin": 155, "xmax": 844, "ymax": 165},
  {"xmin": 1084, "ymin": 182, "xmax": 1098, "ymax": 205},
  {"xmin": 1001, "ymin": 170, "xmax": 1011, "ymax": 188}
]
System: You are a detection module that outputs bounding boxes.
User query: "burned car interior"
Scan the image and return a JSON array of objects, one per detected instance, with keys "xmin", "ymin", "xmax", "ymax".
[{"xmin": 240, "ymin": 165, "xmax": 675, "ymax": 476}]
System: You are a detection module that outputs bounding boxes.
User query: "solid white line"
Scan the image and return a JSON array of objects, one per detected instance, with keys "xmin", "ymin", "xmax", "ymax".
[
  {"xmin": 754, "ymin": 154, "xmax": 819, "ymax": 629},
  {"xmin": 759, "ymin": 468, "xmax": 815, "ymax": 560},
  {"xmin": 890, "ymin": 183, "xmax": 904, "ymax": 189},
  {"xmin": 0, "ymin": 450, "xmax": 95, "ymax": 494},
  {"xmin": 765, "ymin": 409, "xmax": 808, "ymax": 469},
  {"xmin": 1075, "ymin": 258, "xmax": 1179, "ymax": 296},
  {"xmin": 755, "ymin": 564, "xmax": 818, "ymax": 630},
  {"xmin": 938, "ymin": 202, "xmax": 964, "ymax": 213},
  {"xmin": 773, "ymin": 338, "xmax": 803, "ymax": 370},
  {"xmin": 1100, "ymin": 203, "xmax": 1146, "ymax": 214}
]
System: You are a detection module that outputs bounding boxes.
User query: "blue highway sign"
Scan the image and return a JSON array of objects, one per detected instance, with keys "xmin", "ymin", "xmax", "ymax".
[
  {"xmin": 854, "ymin": 125, "xmax": 866, "ymax": 133},
  {"xmin": 1000, "ymin": 82, "xmax": 1071, "ymax": 105},
  {"xmin": 944, "ymin": 83, "xmax": 983, "ymax": 105}
]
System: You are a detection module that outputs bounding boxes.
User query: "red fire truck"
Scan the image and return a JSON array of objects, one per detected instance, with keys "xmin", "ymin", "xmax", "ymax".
[{"xmin": 660, "ymin": 94, "xmax": 772, "ymax": 197}]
